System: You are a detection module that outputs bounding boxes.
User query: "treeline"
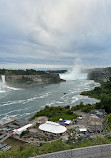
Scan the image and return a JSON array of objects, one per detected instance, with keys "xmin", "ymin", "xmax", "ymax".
[
  {"xmin": 71, "ymin": 102, "xmax": 96, "ymax": 113},
  {"xmin": 81, "ymin": 81, "xmax": 111, "ymax": 113},
  {"xmin": 47, "ymin": 70, "xmax": 67, "ymax": 74},
  {"xmin": 31, "ymin": 105, "xmax": 79, "ymax": 121},
  {"xmin": 0, "ymin": 69, "xmax": 48, "ymax": 75}
]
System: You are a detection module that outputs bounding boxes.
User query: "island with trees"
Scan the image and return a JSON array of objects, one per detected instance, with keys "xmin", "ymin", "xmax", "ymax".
[{"xmin": 0, "ymin": 69, "xmax": 65, "ymax": 87}]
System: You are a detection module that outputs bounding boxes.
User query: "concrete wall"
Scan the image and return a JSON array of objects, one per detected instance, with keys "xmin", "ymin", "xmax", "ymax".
[{"xmin": 32, "ymin": 144, "xmax": 111, "ymax": 158}]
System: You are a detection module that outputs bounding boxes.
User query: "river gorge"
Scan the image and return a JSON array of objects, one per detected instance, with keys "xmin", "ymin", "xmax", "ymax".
[{"xmin": 0, "ymin": 73, "xmax": 99, "ymax": 121}]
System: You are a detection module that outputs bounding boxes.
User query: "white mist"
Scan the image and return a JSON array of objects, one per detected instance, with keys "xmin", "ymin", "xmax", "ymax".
[{"xmin": 60, "ymin": 59, "xmax": 87, "ymax": 81}]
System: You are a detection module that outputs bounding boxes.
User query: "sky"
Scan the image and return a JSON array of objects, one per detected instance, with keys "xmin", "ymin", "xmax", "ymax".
[{"xmin": 0, "ymin": 0, "xmax": 111, "ymax": 70}]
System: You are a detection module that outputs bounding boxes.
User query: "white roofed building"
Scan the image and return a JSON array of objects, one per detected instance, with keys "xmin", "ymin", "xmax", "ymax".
[
  {"xmin": 13, "ymin": 124, "xmax": 32, "ymax": 135},
  {"xmin": 39, "ymin": 121, "xmax": 67, "ymax": 135},
  {"xmin": 79, "ymin": 128, "xmax": 87, "ymax": 132}
]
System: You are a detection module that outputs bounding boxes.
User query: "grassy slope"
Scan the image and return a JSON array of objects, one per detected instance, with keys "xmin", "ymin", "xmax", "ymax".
[{"xmin": 0, "ymin": 137, "xmax": 111, "ymax": 158}]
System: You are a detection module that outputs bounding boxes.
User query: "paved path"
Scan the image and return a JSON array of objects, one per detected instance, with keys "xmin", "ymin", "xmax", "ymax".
[{"xmin": 75, "ymin": 110, "xmax": 90, "ymax": 126}]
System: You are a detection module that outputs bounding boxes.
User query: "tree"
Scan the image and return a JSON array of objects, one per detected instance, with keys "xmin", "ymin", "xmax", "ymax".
[{"xmin": 103, "ymin": 114, "xmax": 111, "ymax": 131}]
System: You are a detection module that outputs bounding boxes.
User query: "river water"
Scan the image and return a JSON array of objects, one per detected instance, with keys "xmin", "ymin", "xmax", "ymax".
[{"xmin": 0, "ymin": 76, "xmax": 99, "ymax": 121}]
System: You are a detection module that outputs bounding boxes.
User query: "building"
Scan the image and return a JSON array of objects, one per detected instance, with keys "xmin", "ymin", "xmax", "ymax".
[
  {"xmin": 90, "ymin": 109, "xmax": 106, "ymax": 118},
  {"xmin": 13, "ymin": 124, "xmax": 32, "ymax": 135},
  {"xmin": 39, "ymin": 121, "xmax": 67, "ymax": 135}
]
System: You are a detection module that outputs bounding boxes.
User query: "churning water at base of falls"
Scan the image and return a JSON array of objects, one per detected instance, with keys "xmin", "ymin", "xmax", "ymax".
[{"xmin": 0, "ymin": 79, "xmax": 99, "ymax": 121}]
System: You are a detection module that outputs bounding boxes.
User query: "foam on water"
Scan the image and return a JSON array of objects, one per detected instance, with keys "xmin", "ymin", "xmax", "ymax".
[
  {"xmin": 0, "ymin": 106, "xmax": 33, "ymax": 117},
  {"xmin": 0, "ymin": 92, "xmax": 51, "ymax": 107},
  {"xmin": 71, "ymin": 96, "xmax": 79, "ymax": 104}
]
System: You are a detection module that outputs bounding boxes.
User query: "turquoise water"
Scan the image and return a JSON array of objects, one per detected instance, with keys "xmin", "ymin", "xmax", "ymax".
[{"xmin": 0, "ymin": 80, "xmax": 99, "ymax": 121}]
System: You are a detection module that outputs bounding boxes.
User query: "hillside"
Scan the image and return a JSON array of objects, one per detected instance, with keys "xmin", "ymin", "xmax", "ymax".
[
  {"xmin": 81, "ymin": 81, "xmax": 111, "ymax": 113},
  {"xmin": 87, "ymin": 67, "xmax": 111, "ymax": 82}
]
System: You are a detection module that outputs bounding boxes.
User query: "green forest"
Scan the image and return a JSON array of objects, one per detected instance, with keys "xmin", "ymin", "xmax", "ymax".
[
  {"xmin": 31, "ymin": 105, "xmax": 79, "ymax": 121},
  {"xmin": 0, "ymin": 69, "xmax": 67, "ymax": 76},
  {"xmin": 0, "ymin": 69, "xmax": 48, "ymax": 75},
  {"xmin": 81, "ymin": 81, "xmax": 111, "ymax": 113}
]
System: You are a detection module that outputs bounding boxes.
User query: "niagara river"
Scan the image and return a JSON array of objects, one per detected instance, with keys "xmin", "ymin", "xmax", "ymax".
[{"xmin": 0, "ymin": 74, "xmax": 100, "ymax": 121}]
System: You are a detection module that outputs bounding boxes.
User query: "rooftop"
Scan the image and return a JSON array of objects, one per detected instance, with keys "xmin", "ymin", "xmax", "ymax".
[{"xmin": 39, "ymin": 121, "xmax": 67, "ymax": 134}]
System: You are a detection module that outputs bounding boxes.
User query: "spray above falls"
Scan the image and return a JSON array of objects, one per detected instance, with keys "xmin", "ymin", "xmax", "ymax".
[
  {"xmin": 60, "ymin": 59, "xmax": 88, "ymax": 81},
  {"xmin": 0, "ymin": 75, "xmax": 18, "ymax": 92}
]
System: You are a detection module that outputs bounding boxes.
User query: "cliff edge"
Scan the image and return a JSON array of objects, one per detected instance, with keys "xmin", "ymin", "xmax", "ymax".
[
  {"xmin": 5, "ymin": 74, "xmax": 64, "ymax": 87},
  {"xmin": 0, "ymin": 69, "xmax": 65, "ymax": 87},
  {"xmin": 88, "ymin": 67, "xmax": 111, "ymax": 82}
]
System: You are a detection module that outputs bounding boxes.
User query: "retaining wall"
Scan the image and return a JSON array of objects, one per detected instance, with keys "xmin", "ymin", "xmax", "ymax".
[{"xmin": 32, "ymin": 144, "xmax": 111, "ymax": 158}]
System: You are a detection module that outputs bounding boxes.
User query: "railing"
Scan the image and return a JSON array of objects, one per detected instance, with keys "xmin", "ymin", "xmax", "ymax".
[{"xmin": 31, "ymin": 144, "xmax": 111, "ymax": 158}]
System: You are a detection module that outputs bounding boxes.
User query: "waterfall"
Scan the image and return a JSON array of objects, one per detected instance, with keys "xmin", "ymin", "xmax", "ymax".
[
  {"xmin": 0, "ymin": 75, "xmax": 19, "ymax": 92},
  {"xmin": 1, "ymin": 75, "xmax": 6, "ymax": 85},
  {"xmin": 59, "ymin": 58, "xmax": 87, "ymax": 81},
  {"xmin": 0, "ymin": 75, "xmax": 6, "ymax": 92},
  {"xmin": 59, "ymin": 69, "xmax": 87, "ymax": 81}
]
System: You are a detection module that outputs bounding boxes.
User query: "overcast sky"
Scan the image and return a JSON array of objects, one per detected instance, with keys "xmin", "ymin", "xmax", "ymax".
[{"xmin": 0, "ymin": 0, "xmax": 111, "ymax": 69}]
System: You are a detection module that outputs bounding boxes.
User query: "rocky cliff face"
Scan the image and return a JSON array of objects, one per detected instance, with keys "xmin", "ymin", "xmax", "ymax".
[
  {"xmin": 5, "ymin": 73, "xmax": 64, "ymax": 87},
  {"xmin": 88, "ymin": 67, "xmax": 111, "ymax": 82}
]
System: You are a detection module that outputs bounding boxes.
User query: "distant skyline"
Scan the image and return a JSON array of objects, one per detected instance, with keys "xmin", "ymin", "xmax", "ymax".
[{"xmin": 0, "ymin": 0, "xmax": 111, "ymax": 70}]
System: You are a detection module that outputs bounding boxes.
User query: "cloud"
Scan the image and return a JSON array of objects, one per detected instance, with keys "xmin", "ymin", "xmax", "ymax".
[
  {"xmin": 0, "ymin": 63, "xmax": 72, "ymax": 70},
  {"xmin": 0, "ymin": 0, "xmax": 111, "ymax": 69}
]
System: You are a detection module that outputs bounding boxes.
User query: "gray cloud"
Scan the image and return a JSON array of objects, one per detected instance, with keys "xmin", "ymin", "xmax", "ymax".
[{"xmin": 0, "ymin": 0, "xmax": 111, "ymax": 69}]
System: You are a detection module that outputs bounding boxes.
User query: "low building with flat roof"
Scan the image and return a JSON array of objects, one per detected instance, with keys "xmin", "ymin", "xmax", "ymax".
[
  {"xmin": 13, "ymin": 124, "xmax": 32, "ymax": 135},
  {"xmin": 39, "ymin": 121, "xmax": 67, "ymax": 134}
]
